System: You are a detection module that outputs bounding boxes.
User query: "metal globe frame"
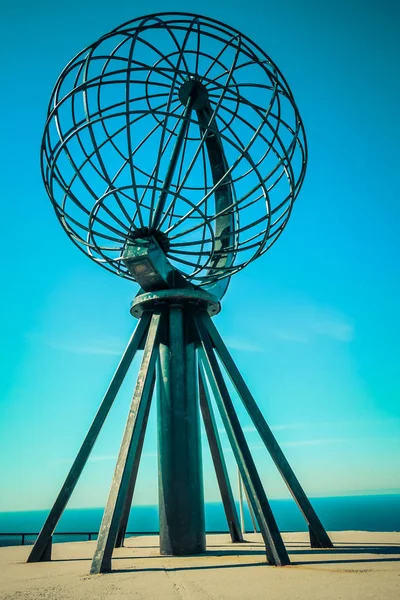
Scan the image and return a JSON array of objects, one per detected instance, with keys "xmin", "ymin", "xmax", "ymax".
[
  {"xmin": 28, "ymin": 13, "xmax": 332, "ymax": 573},
  {"xmin": 41, "ymin": 12, "xmax": 307, "ymax": 297}
]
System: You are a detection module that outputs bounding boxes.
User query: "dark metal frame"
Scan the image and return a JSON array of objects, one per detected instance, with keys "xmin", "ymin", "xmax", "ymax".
[
  {"xmin": 27, "ymin": 298, "xmax": 332, "ymax": 573},
  {"xmin": 31, "ymin": 11, "xmax": 331, "ymax": 577},
  {"xmin": 41, "ymin": 13, "xmax": 307, "ymax": 296}
]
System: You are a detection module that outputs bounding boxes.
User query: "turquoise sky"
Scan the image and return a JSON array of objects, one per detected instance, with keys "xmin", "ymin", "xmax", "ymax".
[{"xmin": 0, "ymin": 0, "xmax": 399, "ymax": 512}]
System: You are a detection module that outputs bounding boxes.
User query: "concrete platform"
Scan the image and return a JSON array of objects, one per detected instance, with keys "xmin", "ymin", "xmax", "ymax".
[{"xmin": 0, "ymin": 532, "xmax": 399, "ymax": 599}]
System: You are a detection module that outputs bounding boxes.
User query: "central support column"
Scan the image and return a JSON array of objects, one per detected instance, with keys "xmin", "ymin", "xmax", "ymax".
[{"xmin": 157, "ymin": 305, "xmax": 206, "ymax": 555}]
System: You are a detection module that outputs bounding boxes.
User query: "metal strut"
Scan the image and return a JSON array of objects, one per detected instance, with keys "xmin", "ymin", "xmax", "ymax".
[
  {"xmin": 115, "ymin": 373, "xmax": 157, "ymax": 548},
  {"xmin": 27, "ymin": 313, "xmax": 152, "ymax": 563},
  {"xmin": 198, "ymin": 367, "xmax": 243, "ymax": 543},
  {"xmin": 198, "ymin": 312, "xmax": 333, "ymax": 549},
  {"xmin": 195, "ymin": 314, "xmax": 290, "ymax": 567},
  {"xmin": 91, "ymin": 312, "xmax": 162, "ymax": 574}
]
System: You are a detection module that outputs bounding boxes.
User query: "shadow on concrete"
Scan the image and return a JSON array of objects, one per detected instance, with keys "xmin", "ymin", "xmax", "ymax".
[
  {"xmin": 49, "ymin": 542, "xmax": 400, "ymax": 571},
  {"xmin": 111, "ymin": 556, "xmax": 400, "ymax": 574}
]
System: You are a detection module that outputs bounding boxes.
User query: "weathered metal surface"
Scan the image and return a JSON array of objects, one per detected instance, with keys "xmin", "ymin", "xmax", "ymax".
[
  {"xmin": 198, "ymin": 368, "xmax": 243, "ymax": 543},
  {"xmin": 196, "ymin": 103, "xmax": 236, "ymax": 300},
  {"xmin": 122, "ymin": 236, "xmax": 189, "ymax": 292},
  {"xmin": 151, "ymin": 93, "xmax": 195, "ymax": 231},
  {"xmin": 27, "ymin": 314, "xmax": 151, "ymax": 563},
  {"xmin": 157, "ymin": 307, "xmax": 205, "ymax": 556},
  {"xmin": 195, "ymin": 316, "xmax": 290, "ymax": 566},
  {"xmin": 90, "ymin": 313, "xmax": 162, "ymax": 574},
  {"xmin": 42, "ymin": 538, "xmax": 52, "ymax": 561},
  {"xmin": 202, "ymin": 314, "xmax": 333, "ymax": 549},
  {"xmin": 130, "ymin": 288, "xmax": 220, "ymax": 319},
  {"xmin": 238, "ymin": 466, "xmax": 245, "ymax": 534},
  {"xmin": 115, "ymin": 375, "xmax": 156, "ymax": 548},
  {"xmin": 244, "ymin": 482, "xmax": 258, "ymax": 533}
]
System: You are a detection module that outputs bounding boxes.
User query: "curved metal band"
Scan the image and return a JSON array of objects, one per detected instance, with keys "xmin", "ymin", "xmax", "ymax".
[
  {"xmin": 130, "ymin": 287, "xmax": 221, "ymax": 318},
  {"xmin": 196, "ymin": 103, "xmax": 236, "ymax": 299}
]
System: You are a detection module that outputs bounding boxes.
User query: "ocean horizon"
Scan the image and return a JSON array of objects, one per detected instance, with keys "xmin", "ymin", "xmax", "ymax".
[{"xmin": 0, "ymin": 494, "xmax": 399, "ymax": 545}]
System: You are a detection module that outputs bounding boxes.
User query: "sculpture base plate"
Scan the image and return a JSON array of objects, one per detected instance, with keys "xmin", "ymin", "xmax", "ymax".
[{"xmin": 130, "ymin": 288, "xmax": 221, "ymax": 318}]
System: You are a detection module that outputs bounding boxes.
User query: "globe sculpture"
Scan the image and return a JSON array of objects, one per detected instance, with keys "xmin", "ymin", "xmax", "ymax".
[{"xmin": 28, "ymin": 13, "xmax": 333, "ymax": 573}]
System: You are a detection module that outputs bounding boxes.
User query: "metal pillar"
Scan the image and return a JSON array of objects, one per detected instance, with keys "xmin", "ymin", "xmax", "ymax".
[
  {"xmin": 238, "ymin": 466, "xmax": 245, "ymax": 534},
  {"xmin": 157, "ymin": 306, "xmax": 205, "ymax": 555},
  {"xmin": 115, "ymin": 375, "xmax": 156, "ymax": 548},
  {"xmin": 196, "ymin": 316, "xmax": 290, "ymax": 567},
  {"xmin": 198, "ymin": 369, "xmax": 243, "ymax": 543},
  {"xmin": 200, "ymin": 313, "xmax": 333, "ymax": 549},
  {"xmin": 27, "ymin": 314, "xmax": 151, "ymax": 563},
  {"xmin": 91, "ymin": 312, "xmax": 161, "ymax": 574},
  {"xmin": 244, "ymin": 481, "xmax": 258, "ymax": 533}
]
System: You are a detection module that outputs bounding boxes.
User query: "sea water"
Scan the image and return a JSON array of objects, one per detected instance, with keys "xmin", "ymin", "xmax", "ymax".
[{"xmin": 0, "ymin": 495, "xmax": 399, "ymax": 547}]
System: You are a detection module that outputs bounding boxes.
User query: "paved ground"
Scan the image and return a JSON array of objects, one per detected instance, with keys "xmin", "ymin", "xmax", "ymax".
[{"xmin": 0, "ymin": 532, "xmax": 399, "ymax": 599}]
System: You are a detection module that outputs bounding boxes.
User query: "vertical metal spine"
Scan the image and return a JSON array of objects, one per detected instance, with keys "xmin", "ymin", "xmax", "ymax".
[{"xmin": 157, "ymin": 306, "xmax": 205, "ymax": 555}]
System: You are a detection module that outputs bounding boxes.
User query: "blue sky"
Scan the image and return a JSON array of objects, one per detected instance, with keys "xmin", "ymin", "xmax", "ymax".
[{"xmin": 0, "ymin": 0, "xmax": 399, "ymax": 512}]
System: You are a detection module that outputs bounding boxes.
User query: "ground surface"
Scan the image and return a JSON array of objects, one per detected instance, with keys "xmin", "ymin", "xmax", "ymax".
[{"xmin": 0, "ymin": 532, "xmax": 399, "ymax": 599}]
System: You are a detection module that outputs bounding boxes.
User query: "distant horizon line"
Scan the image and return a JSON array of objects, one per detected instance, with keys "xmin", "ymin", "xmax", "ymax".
[{"xmin": 1, "ymin": 491, "xmax": 400, "ymax": 514}]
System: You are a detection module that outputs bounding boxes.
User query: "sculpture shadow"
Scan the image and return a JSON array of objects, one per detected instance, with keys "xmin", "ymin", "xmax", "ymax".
[
  {"xmin": 109, "ymin": 542, "xmax": 400, "ymax": 573},
  {"xmin": 48, "ymin": 541, "xmax": 400, "ymax": 571}
]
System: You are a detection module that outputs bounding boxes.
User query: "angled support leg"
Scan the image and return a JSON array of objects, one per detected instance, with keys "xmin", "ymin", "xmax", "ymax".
[
  {"xmin": 244, "ymin": 483, "xmax": 258, "ymax": 533},
  {"xmin": 198, "ymin": 367, "xmax": 243, "ymax": 543},
  {"xmin": 201, "ymin": 314, "xmax": 333, "ymax": 549},
  {"xmin": 238, "ymin": 466, "xmax": 245, "ymax": 534},
  {"xmin": 115, "ymin": 375, "xmax": 156, "ymax": 548},
  {"xmin": 90, "ymin": 312, "xmax": 162, "ymax": 574},
  {"xmin": 195, "ymin": 315, "xmax": 290, "ymax": 566},
  {"xmin": 27, "ymin": 313, "xmax": 152, "ymax": 563}
]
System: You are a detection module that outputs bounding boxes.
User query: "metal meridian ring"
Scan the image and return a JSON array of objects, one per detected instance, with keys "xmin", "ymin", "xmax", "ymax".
[{"xmin": 130, "ymin": 288, "xmax": 221, "ymax": 318}]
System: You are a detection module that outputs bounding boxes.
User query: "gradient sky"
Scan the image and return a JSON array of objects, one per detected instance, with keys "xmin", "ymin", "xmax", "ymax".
[{"xmin": 0, "ymin": 0, "xmax": 399, "ymax": 512}]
